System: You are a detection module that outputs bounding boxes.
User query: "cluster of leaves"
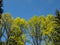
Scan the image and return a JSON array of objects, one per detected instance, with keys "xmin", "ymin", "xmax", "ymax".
[
  {"xmin": 0, "ymin": 13, "xmax": 28, "ymax": 45},
  {"xmin": 28, "ymin": 14, "xmax": 58, "ymax": 45},
  {"xmin": 54, "ymin": 10, "xmax": 60, "ymax": 45},
  {"xmin": 0, "ymin": 13, "xmax": 60, "ymax": 45}
]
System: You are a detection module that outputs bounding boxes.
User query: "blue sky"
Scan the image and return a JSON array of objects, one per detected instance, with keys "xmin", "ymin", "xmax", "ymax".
[{"xmin": 3, "ymin": 0, "xmax": 60, "ymax": 20}]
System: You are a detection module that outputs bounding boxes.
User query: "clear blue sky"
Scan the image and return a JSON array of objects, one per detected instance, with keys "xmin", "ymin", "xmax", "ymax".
[{"xmin": 3, "ymin": 0, "xmax": 60, "ymax": 20}]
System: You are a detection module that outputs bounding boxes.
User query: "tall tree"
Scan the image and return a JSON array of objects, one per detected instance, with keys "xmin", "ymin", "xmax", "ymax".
[
  {"xmin": 0, "ymin": 0, "xmax": 3, "ymax": 44},
  {"xmin": 41, "ymin": 15, "xmax": 58, "ymax": 45},
  {"xmin": 2, "ymin": 13, "xmax": 14, "ymax": 45},
  {"xmin": 55, "ymin": 10, "xmax": 60, "ymax": 45},
  {"xmin": 28, "ymin": 15, "xmax": 58, "ymax": 45},
  {"xmin": 1, "ymin": 14, "xmax": 28, "ymax": 45},
  {"xmin": 28, "ymin": 16, "xmax": 41, "ymax": 45},
  {"xmin": 9, "ymin": 17, "xmax": 28, "ymax": 45}
]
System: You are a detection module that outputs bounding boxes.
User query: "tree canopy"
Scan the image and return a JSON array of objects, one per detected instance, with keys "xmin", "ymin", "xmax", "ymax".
[{"xmin": 0, "ymin": 13, "xmax": 60, "ymax": 45}]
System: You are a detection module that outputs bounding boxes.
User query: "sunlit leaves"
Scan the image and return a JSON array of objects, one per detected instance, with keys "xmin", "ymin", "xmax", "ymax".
[
  {"xmin": 10, "ymin": 24, "xmax": 21, "ymax": 36},
  {"xmin": 1, "ymin": 13, "xmax": 59, "ymax": 45},
  {"xmin": 28, "ymin": 16, "xmax": 39, "ymax": 26},
  {"xmin": 28, "ymin": 14, "xmax": 58, "ymax": 45},
  {"xmin": 14, "ymin": 17, "xmax": 28, "ymax": 28},
  {"xmin": 9, "ymin": 16, "xmax": 28, "ymax": 45},
  {"xmin": 2, "ymin": 13, "xmax": 13, "ymax": 23},
  {"xmin": 1, "ymin": 13, "xmax": 28, "ymax": 45}
]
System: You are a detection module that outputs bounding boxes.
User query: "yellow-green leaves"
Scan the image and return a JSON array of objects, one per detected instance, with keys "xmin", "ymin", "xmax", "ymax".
[
  {"xmin": 10, "ymin": 24, "xmax": 21, "ymax": 36},
  {"xmin": 14, "ymin": 17, "xmax": 28, "ymax": 29},
  {"xmin": 2, "ymin": 13, "xmax": 13, "ymax": 23},
  {"xmin": 9, "ymin": 18, "xmax": 27, "ymax": 45},
  {"xmin": 39, "ymin": 16, "xmax": 46, "ymax": 24},
  {"xmin": 28, "ymin": 15, "xmax": 58, "ymax": 45},
  {"xmin": 28, "ymin": 16, "xmax": 39, "ymax": 26},
  {"xmin": 1, "ymin": 13, "xmax": 58, "ymax": 45}
]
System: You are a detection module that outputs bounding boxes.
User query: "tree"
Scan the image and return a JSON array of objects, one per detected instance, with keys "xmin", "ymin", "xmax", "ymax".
[
  {"xmin": 0, "ymin": 13, "xmax": 59, "ymax": 45},
  {"xmin": 41, "ymin": 15, "xmax": 58, "ymax": 45},
  {"xmin": 9, "ymin": 24, "xmax": 24, "ymax": 45},
  {"xmin": 1, "ymin": 14, "xmax": 28, "ymax": 45},
  {"xmin": 0, "ymin": 14, "xmax": 4, "ymax": 45},
  {"xmin": 28, "ymin": 15, "xmax": 58, "ymax": 45},
  {"xmin": 28, "ymin": 16, "xmax": 41, "ymax": 45},
  {"xmin": 9, "ymin": 17, "xmax": 28, "ymax": 45},
  {"xmin": 55, "ymin": 10, "xmax": 60, "ymax": 45}
]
